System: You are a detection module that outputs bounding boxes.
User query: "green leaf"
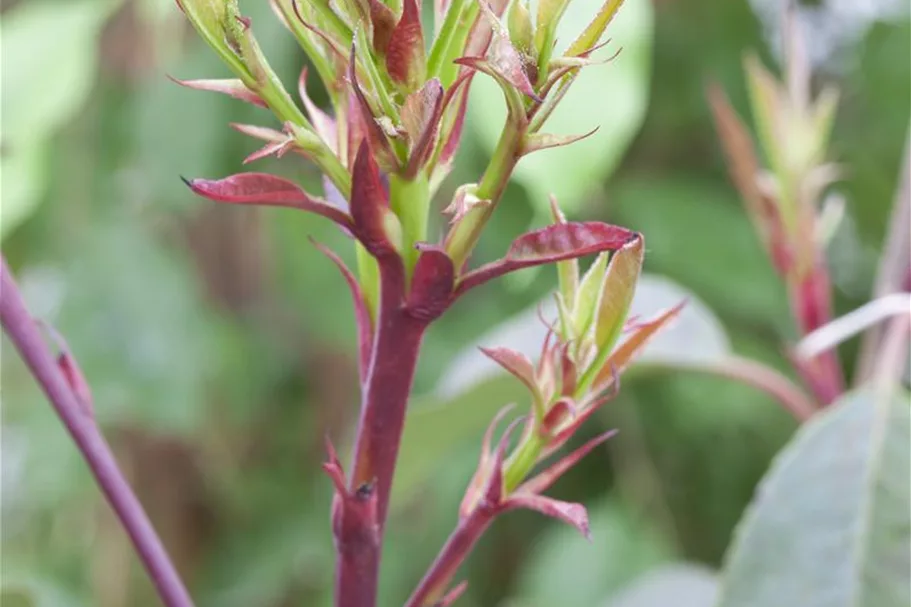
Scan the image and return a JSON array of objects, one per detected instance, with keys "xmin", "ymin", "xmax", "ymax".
[
  {"xmin": 467, "ymin": 0, "xmax": 652, "ymax": 215},
  {"xmin": 0, "ymin": 0, "xmax": 121, "ymax": 239},
  {"xmin": 606, "ymin": 564, "xmax": 718, "ymax": 607},
  {"xmin": 511, "ymin": 498, "xmax": 673, "ymax": 606},
  {"xmin": 717, "ymin": 386, "xmax": 911, "ymax": 607}
]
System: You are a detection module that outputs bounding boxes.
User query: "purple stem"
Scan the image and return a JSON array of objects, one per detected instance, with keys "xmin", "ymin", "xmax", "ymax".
[
  {"xmin": 0, "ymin": 258, "xmax": 194, "ymax": 607},
  {"xmin": 405, "ymin": 507, "xmax": 495, "ymax": 607},
  {"xmin": 334, "ymin": 257, "xmax": 427, "ymax": 607}
]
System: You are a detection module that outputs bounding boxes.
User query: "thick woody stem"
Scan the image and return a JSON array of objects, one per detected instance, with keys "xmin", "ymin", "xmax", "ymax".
[{"xmin": 0, "ymin": 258, "xmax": 194, "ymax": 607}]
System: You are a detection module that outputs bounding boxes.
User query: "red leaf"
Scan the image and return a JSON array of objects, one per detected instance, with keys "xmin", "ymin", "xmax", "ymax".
[
  {"xmin": 455, "ymin": 222, "xmax": 637, "ymax": 296},
  {"xmin": 479, "ymin": 347, "xmax": 539, "ymax": 397},
  {"xmin": 540, "ymin": 397, "xmax": 576, "ymax": 437},
  {"xmin": 402, "ymin": 79, "xmax": 445, "ymax": 178},
  {"xmin": 350, "ymin": 143, "xmax": 395, "ymax": 256},
  {"xmin": 169, "ymin": 76, "xmax": 266, "ymax": 107},
  {"xmin": 460, "ymin": 404, "xmax": 518, "ymax": 517},
  {"xmin": 406, "ymin": 246, "xmax": 455, "ymax": 321},
  {"xmin": 385, "ymin": 0, "xmax": 425, "ymax": 89},
  {"xmin": 476, "ymin": 1, "xmax": 539, "ymax": 101},
  {"xmin": 184, "ymin": 173, "xmax": 355, "ymax": 230},
  {"xmin": 519, "ymin": 430, "xmax": 616, "ymax": 495},
  {"xmin": 367, "ymin": 0, "xmax": 397, "ymax": 55},
  {"xmin": 311, "ymin": 240, "xmax": 374, "ymax": 385},
  {"xmin": 437, "ymin": 74, "xmax": 473, "ymax": 170},
  {"xmin": 504, "ymin": 493, "xmax": 591, "ymax": 539}
]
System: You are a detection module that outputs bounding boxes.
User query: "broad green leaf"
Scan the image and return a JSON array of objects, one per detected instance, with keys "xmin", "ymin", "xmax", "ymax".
[
  {"xmin": 510, "ymin": 499, "xmax": 673, "ymax": 606},
  {"xmin": 0, "ymin": 0, "xmax": 121, "ymax": 239},
  {"xmin": 607, "ymin": 564, "xmax": 719, "ymax": 607},
  {"xmin": 717, "ymin": 386, "xmax": 911, "ymax": 607},
  {"xmin": 467, "ymin": 0, "xmax": 652, "ymax": 215}
]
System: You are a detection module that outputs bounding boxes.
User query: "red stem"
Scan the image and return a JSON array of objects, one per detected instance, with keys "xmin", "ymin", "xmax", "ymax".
[
  {"xmin": 334, "ymin": 258, "xmax": 428, "ymax": 607},
  {"xmin": 405, "ymin": 507, "xmax": 495, "ymax": 607},
  {"xmin": 789, "ymin": 255, "xmax": 845, "ymax": 404},
  {"xmin": 0, "ymin": 258, "xmax": 194, "ymax": 607}
]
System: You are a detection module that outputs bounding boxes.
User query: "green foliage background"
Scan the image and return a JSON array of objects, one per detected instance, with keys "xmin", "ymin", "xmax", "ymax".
[{"xmin": 2, "ymin": 0, "xmax": 908, "ymax": 605}]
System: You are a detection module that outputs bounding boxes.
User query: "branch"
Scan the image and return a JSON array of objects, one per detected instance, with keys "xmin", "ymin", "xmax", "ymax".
[{"xmin": 0, "ymin": 257, "xmax": 194, "ymax": 607}]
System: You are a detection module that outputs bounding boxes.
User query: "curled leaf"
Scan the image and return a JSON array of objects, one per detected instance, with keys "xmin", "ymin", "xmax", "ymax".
[
  {"xmin": 183, "ymin": 173, "xmax": 354, "ymax": 229},
  {"xmin": 367, "ymin": 0, "xmax": 397, "ymax": 55},
  {"xmin": 402, "ymin": 79, "xmax": 445, "ymax": 177},
  {"xmin": 455, "ymin": 222, "xmax": 638, "ymax": 296},
  {"xmin": 594, "ymin": 234, "xmax": 644, "ymax": 354},
  {"xmin": 349, "ymin": 142, "xmax": 396, "ymax": 256},
  {"xmin": 504, "ymin": 493, "xmax": 591, "ymax": 539},
  {"xmin": 348, "ymin": 46, "xmax": 400, "ymax": 172}
]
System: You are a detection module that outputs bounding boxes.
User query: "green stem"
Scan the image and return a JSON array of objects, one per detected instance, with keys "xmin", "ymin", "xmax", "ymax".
[
  {"xmin": 389, "ymin": 172, "xmax": 430, "ymax": 275},
  {"xmin": 503, "ymin": 428, "xmax": 544, "ymax": 492},
  {"xmin": 445, "ymin": 122, "xmax": 521, "ymax": 269}
]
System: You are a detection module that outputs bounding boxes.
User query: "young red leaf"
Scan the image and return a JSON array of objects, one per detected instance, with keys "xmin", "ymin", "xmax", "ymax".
[
  {"xmin": 169, "ymin": 76, "xmax": 267, "ymax": 107},
  {"xmin": 455, "ymin": 222, "xmax": 638, "ymax": 296},
  {"xmin": 504, "ymin": 493, "xmax": 591, "ymax": 539},
  {"xmin": 479, "ymin": 347, "xmax": 540, "ymax": 399},
  {"xmin": 520, "ymin": 430, "xmax": 616, "ymax": 496},
  {"xmin": 460, "ymin": 404, "xmax": 518, "ymax": 517},
  {"xmin": 401, "ymin": 79, "xmax": 445, "ymax": 177},
  {"xmin": 183, "ymin": 173, "xmax": 354, "ymax": 230},
  {"xmin": 386, "ymin": 0, "xmax": 426, "ymax": 90},
  {"xmin": 367, "ymin": 0, "xmax": 396, "ymax": 55},
  {"xmin": 322, "ymin": 436, "xmax": 348, "ymax": 494},
  {"xmin": 541, "ymin": 397, "xmax": 576, "ymax": 437},
  {"xmin": 311, "ymin": 240, "xmax": 374, "ymax": 385},
  {"xmin": 406, "ymin": 246, "xmax": 455, "ymax": 321},
  {"xmin": 435, "ymin": 74, "xmax": 473, "ymax": 174},
  {"xmin": 349, "ymin": 142, "xmax": 399, "ymax": 256}
]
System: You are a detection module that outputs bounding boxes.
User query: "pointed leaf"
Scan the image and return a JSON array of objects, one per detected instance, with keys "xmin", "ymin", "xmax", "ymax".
[
  {"xmin": 311, "ymin": 240, "xmax": 374, "ymax": 385},
  {"xmin": 508, "ymin": 0, "xmax": 534, "ymax": 54},
  {"xmin": 406, "ymin": 246, "xmax": 455, "ymax": 321},
  {"xmin": 435, "ymin": 74, "xmax": 473, "ymax": 176},
  {"xmin": 594, "ymin": 234, "xmax": 644, "ymax": 353},
  {"xmin": 349, "ymin": 142, "xmax": 397, "ymax": 256},
  {"xmin": 169, "ymin": 76, "xmax": 266, "ymax": 107},
  {"xmin": 522, "ymin": 128, "xmax": 599, "ymax": 155},
  {"xmin": 520, "ymin": 430, "xmax": 616, "ymax": 495},
  {"xmin": 572, "ymin": 251, "xmax": 609, "ymax": 339},
  {"xmin": 479, "ymin": 347, "xmax": 539, "ymax": 398},
  {"xmin": 230, "ymin": 122, "xmax": 286, "ymax": 143},
  {"xmin": 460, "ymin": 404, "xmax": 518, "ymax": 517},
  {"xmin": 455, "ymin": 222, "xmax": 637, "ymax": 296},
  {"xmin": 322, "ymin": 436, "xmax": 348, "ymax": 494},
  {"xmin": 402, "ymin": 78, "xmax": 445, "ymax": 177},
  {"xmin": 565, "ymin": 0, "xmax": 625, "ymax": 57},
  {"xmin": 717, "ymin": 387, "xmax": 911, "ymax": 607},
  {"xmin": 477, "ymin": 1, "xmax": 540, "ymax": 101},
  {"xmin": 505, "ymin": 493, "xmax": 591, "ymax": 539},
  {"xmin": 386, "ymin": 0, "xmax": 426, "ymax": 90},
  {"xmin": 184, "ymin": 173, "xmax": 354, "ymax": 229},
  {"xmin": 593, "ymin": 301, "xmax": 684, "ymax": 390}
]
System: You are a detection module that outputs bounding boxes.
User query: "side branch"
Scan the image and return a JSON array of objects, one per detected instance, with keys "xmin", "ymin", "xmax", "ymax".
[{"xmin": 0, "ymin": 257, "xmax": 194, "ymax": 607}]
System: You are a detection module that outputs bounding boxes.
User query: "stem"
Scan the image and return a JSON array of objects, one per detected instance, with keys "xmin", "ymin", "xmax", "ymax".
[
  {"xmin": 390, "ymin": 172, "xmax": 431, "ymax": 275},
  {"xmin": 0, "ymin": 258, "xmax": 194, "ymax": 607},
  {"xmin": 405, "ymin": 507, "xmax": 495, "ymax": 607},
  {"xmin": 334, "ymin": 258, "xmax": 427, "ymax": 607},
  {"xmin": 445, "ymin": 123, "xmax": 521, "ymax": 268},
  {"xmin": 787, "ymin": 256, "xmax": 845, "ymax": 404}
]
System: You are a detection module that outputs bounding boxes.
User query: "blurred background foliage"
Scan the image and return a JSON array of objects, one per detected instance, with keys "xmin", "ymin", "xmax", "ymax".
[{"xmin": 1, "ymin": 0, "xmax": 908, "ymax": 605}]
